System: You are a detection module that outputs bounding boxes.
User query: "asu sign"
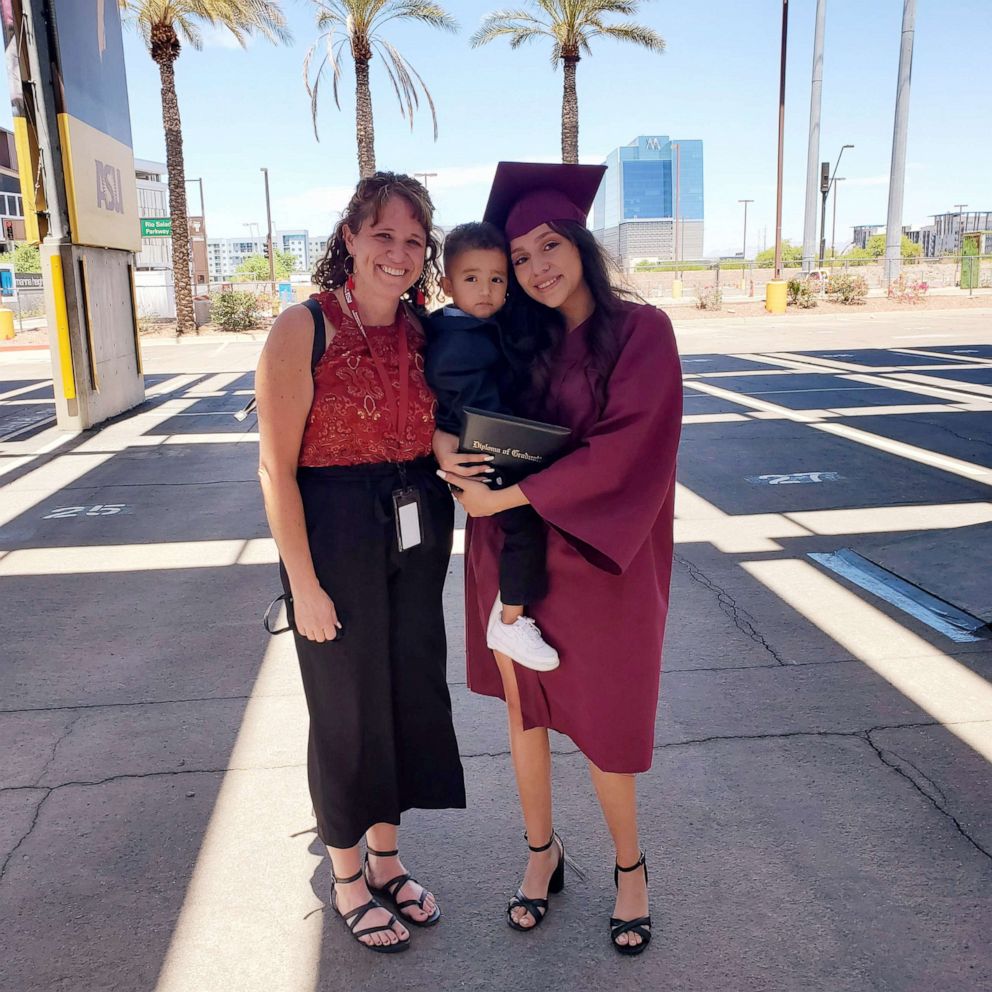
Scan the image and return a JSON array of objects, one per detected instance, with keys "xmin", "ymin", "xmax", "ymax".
[{"xmin": 52, "ymin": 0, "xmax": 141, "ymax": 251}]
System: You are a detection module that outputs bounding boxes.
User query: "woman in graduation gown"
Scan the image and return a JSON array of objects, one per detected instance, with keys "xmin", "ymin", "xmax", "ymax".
[{"xmin": 436, "ymin": 162, "xmax": 682, "ymax": 955}]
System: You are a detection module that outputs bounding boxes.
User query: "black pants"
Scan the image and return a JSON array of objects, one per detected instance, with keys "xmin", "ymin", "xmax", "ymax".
[
  {"xmin": 498, "ymin": 505, "xmax": 548, "ymax": 606},
  {"xmin": 282, "ymin": 458, "xmax": 466, "ymax": 849}
]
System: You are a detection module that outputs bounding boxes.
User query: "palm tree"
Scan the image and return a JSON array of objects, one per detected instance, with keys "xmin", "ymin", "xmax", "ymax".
[
  {"xmin": 119, "ymin": 2, "xmax": 290, "ymax": 335},
  {"xmin": 472, "ymin": 1, "xmax": 665, "ymax": 164},
  {"xmin": 304, "ymin": 1, "xmax": 458, "ymax": 178}
]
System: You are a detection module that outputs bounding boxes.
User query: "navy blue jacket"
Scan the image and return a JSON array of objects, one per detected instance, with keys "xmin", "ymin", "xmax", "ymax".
[{"xmin": 424, "ymin": 308, "xmax": 518, "ymax": 435}]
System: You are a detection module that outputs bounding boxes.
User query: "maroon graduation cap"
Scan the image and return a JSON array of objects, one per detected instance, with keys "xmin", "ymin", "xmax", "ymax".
[{"xmin": 483, "ymin": 162, "xmax": 607, "ymax": 241}]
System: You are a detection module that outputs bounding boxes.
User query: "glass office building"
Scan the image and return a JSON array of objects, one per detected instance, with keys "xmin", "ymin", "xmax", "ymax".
[{"xmin": 593, "ymin": 135, "xmax": 704, "ymax": 268}]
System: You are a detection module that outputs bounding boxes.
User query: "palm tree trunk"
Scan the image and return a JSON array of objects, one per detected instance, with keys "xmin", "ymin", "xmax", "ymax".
[
  {"xmin": 156, "ymin": 53, "xmax": 195, "ymax": 336},
  {"xmin": 561, "ymin": 55, "xmax": 580, "ymax": 164},
  {"xmin": 354, "ymin": 55, "xmax": 376, "ymax": 178}
]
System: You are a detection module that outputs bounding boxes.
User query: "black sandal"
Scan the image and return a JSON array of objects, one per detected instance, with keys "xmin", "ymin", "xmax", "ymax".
[
  {"xmin": 506, "ymin": 830, "xmax": 571, "ymax": 932},
  {"xmin": 331, "ymin": 867, "xmax": 410, "ymax": 954},
  {"xmin": 610, "ymin": 852, "xmax": 652, "ymax": 956},
  {"xmin": 364, "ymin": 847, "xmax": 441, "ymax": 928}
]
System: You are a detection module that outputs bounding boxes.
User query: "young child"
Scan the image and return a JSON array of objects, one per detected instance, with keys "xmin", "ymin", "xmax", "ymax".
[{"xmin": 425, "ymin": 222, "xmax": 559, "ymax": 672}]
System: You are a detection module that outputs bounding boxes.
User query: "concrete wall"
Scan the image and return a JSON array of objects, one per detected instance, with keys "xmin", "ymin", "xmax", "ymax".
[{"xmin": 134, "ymin": 269, "xmax": 176, "ymax": 319}]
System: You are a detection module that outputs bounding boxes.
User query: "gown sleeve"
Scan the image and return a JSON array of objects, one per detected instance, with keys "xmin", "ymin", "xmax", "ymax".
[{"xmin": 519, "ymin": 306, "xmax": 682, "ymax": 575}]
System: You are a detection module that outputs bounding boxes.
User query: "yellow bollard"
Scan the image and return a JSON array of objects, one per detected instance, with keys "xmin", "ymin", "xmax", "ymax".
[
  {"xmin": 671, "ymin": 279, "xmax": 683, "ymax": 299},
  {"xmin": 765, "ymin": 280, "xmax": 787, "ymax": 314},
  {"xmin": 0, "ymin": 307, "xmax": 14, "ymax": 340}
]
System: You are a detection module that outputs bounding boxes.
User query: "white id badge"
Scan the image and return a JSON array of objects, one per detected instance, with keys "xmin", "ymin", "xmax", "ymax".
[{"xmin": 393, "ymin": 487, "xmax": 423, "ymax": 551}]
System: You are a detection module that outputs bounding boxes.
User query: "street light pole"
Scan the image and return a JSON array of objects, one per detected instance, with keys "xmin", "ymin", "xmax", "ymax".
[
  {"xmin": 820, "ymin": 144, "xmax": 853, "ymax": 266},
  {"xmin": 739, "ymin": 199, "xmax": 753, "ymax": 285},
  {"xmin": 818, "ymin": 161, "xmax": 829, "ymax": 267},
  {"xmin": 831, "ymin": 177, "xmax": 845, "ymax": 258},
  {"xmin": 261, "ymin": 167, "xmax": 276, "ymax": 304}
]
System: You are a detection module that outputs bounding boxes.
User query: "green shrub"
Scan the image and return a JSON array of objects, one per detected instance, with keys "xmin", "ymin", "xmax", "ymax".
[
  {"xmin": 787, "ymin": 278, "xmax": 818, "ymax": 308},
  {"xmin": 210, "ymin": 290, "xmax": 263, "ymax": 331},
  {"xmin": 11, "ymin": 243, "xmax": 41, "ymax": 273},
  {"xmin": 826, "ymin": 274, "xmax": 868, "ymax": 305}
]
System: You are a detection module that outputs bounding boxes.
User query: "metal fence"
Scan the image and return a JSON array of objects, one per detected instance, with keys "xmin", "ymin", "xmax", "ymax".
[{"xmin": 624, "ymin": 255, "xmax": 992, "ymax": 298}]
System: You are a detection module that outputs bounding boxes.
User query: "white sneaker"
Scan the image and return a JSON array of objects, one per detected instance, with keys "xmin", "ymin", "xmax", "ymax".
[{"xmin": 486, "ymin": 598, "xmax": 560, "ymax": 672}]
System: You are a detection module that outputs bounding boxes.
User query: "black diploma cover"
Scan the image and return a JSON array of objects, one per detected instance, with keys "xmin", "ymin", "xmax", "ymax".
[{"xmin": 458, "ymin": 407, "xmax": 571, "ymax": 487}]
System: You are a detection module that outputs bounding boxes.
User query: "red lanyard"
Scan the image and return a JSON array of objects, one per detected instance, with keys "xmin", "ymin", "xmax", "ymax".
[{"xmin": 341, "ymin": 283, "xmax": 410, "ymax": 440}]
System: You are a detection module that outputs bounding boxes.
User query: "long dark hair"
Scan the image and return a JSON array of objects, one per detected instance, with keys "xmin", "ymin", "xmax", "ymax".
[
  {"xmin": 502, "ymin": 221, "xmax": 634, "ymax": 408},
  {"xmin": 312, "ymin": 171, "xmax": 442, "ymax": 312}
]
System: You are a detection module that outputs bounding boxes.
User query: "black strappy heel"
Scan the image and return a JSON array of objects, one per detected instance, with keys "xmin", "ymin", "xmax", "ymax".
[
  {"xmin": 364, "ymin": 847, "xmax": 441, "ymax": 928},
  {"xmin": 330, "ymin": 867, "xmax": 409, "ymax": 953},
  {"xmin": 507, "ymin": 830, "xmax": 571, "ymax": 932},
  {"xmin": 610, "ymin": 852, "xmax": 652, "ymax": 956}
]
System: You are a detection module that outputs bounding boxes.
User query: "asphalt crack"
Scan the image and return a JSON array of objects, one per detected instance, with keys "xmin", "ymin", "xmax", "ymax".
[
  {"xmin": 34, "ymin": 713, "xmax": 84, "ymax": 787},
  {"xmin": 900, "ymin": 416, "xmax": 992, "ymax": 451},
  {"xmin": 863, "ymin": 727, "xmax": 991, "ymax": 862},
  {"xmin": 674, "ymin": 552, "xmax": 788, "ymax": 664},
  {"xmin": 0, "ymin": 789, "xmax": 51, "ymax": 884}
]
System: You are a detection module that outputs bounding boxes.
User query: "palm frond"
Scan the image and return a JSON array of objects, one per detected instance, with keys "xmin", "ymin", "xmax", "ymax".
[
  {"xmin": 374, "ymin": 1, "xmax": 458, "ymax": 33},
  {"xmin": 119, "ymin": 0, "xmax": 291, "ymax": 51},
  {"xmin": 401, "ymin": 51, "xmax": 441, "ymax": 140},
  {"xmin": 378, "ymin": 38, "xmax": 418, "ymax": 129},
  {"xmin": 593, "ymin": 22, "xmax": 665, "ymax": 51},
  {"xmin": 471, "ymin": 15, "xmax": 548, "ymax": 48}
]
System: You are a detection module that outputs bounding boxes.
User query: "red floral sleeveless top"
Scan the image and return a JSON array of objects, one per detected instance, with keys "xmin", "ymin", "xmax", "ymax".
[{"xmin": 298, "ymin": 292, "xmax": 437, "ymax": 466}]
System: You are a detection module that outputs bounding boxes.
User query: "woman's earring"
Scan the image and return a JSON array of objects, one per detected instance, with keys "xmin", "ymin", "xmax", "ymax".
[
  {"xmin": 416, "ymin": 285, "xmax": 425, "ymax": 307},
  {"xmin": 344, "ymin": 254, "xmax": 355, "ymax": 291}
]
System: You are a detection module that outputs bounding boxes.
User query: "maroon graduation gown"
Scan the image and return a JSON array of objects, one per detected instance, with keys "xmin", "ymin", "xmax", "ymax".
[{"xmin": 464, "ymin": 301, "xmax": 683, "ymax": 773}]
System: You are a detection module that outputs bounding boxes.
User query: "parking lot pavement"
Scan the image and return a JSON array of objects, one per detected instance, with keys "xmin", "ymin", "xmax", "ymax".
[{"xmin": 1, "ymin": 310, "xmax": 990, "ymax": 991}]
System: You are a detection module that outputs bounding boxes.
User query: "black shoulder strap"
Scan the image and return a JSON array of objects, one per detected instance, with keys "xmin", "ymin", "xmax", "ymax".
[{"xmin": 302, "ymin": 298, "xmax": 326, "ymax": 372}]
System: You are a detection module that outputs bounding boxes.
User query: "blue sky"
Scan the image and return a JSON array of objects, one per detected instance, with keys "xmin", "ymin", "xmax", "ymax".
[{"xmin": 2, "ymin": 0, "xmax": 990, "ymax": 256}]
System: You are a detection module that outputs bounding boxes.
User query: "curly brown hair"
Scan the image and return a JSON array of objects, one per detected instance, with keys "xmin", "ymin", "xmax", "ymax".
[{"xmin": 312, "ymin": 172, "xmax": 442, "ymax": 311}]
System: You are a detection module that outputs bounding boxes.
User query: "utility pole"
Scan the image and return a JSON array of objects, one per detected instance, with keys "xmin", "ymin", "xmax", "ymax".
[
  {"xmin": 883, "ymin": 0, "xmax": 916, "ymax": 285},
  {"xmin": 802, "ymin": 0, "xmax": 827, "ymax": 272},
  {"xmin": 414, "ymin": 171, "xmax": 437, "ymax": 191},
  {"xmin": 953, "ymin": 203, "xmax": 967, "ymax": 287},
  {"xmin": 261, "ymin": 167, "xmax": 276, "ymax": 303},
  {"xmin": 739, "ymin": 199, "xmax": 753, "ymax": 286},
  {"xmin": 185, "ymin": 177, "xmax": 208, "ymax": 291},
  {"xmin": 953, "ymin": 203, "xmax": 968, "ymax": 249}
]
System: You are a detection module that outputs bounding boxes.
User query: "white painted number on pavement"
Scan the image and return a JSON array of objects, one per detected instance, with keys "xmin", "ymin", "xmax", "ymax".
[
  {"xmin": 44, "ymin": 504, "xmax": 130, "ymax": 519},
  {"xmin": 746, "ymin": 472, "xmax": 844, "ymax": 486}
]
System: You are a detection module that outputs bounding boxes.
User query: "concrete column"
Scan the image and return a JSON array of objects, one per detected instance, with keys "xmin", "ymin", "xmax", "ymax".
[
  {"xmin": 884, "ymin": 0, "xmax": 916, "ymax": 285},
  {"xmin": 802, "ymin": 0, "xmax": 827, "ymax": 272}
]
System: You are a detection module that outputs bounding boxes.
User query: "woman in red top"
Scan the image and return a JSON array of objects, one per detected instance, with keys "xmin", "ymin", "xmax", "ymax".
[{"xmin": 256, "ymin": 173, "xmax": 465, "ymax": 954}]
